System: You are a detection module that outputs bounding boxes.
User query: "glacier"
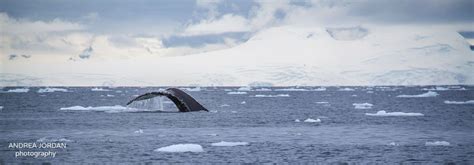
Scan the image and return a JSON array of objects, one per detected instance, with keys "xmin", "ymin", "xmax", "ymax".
[{"xmin": 1, "ymin": 25, "xmax": 473, "ymax": 86}]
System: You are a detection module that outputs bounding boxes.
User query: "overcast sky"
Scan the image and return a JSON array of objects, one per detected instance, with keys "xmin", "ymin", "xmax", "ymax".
[{"xmin": 1, "ymin": 0, "xmax": 473, "ymax": 59}]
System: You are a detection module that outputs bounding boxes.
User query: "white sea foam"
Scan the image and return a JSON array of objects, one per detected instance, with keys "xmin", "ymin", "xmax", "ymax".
[
  {"xmin": 220, "ymin": 104, "xmax": 230, "ymax": 107},
  {"xmin": 425, "ymin": 141, "xmax": 450, "ymax": 146},
  {"xmin": 134, "ymin": 129, "xmax": 144, "ymax": 134},
  {"xmin": 37, "ymin": 87, "xmax": 68, "ymax": 93},
  {"xmin": 444, "ymin": 100, "xmax": 474, "ymax": 104},
  {"xmin": 365, "ymin": 110, "xmax": 424, "ymax": 116},
  {"xmin": 397, "ymin": 91, "xmax": 439, "ymax": 98},
  {"xmin": 154, "ymin": 144, "xmax": 204, "ymax": 152},
  {"xmin": 353, "ymin": 103, "xmax": 373, "ymax": 109},
  {"xmin": 211, "ymin": 141, "xmax": 249, "ymax": 147},
  {"xmin": 253, "ymin": 94, "xmax": 290, "ymax": 97},
  {"xmin": 91, "ymin": 87, "xmax": 111, "ymax": 91},
  {"xmin": 5, "ymin": 88, "xmax": 29, "ymax": 93},
  {"xmin": 304, "ymin": 118, "xmax": 321, "ymax": 123},
  {"xmin": 227, "ymin": 91, "xmax": 247, "ymax": 95}
]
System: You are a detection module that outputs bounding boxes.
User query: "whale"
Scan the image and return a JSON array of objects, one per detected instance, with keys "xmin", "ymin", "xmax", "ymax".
[{"xmin": 126, "ymin": 88, "xmax": 208, "ymax": 112}]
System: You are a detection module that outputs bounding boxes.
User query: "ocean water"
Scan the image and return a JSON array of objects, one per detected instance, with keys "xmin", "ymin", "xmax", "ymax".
[{"xmin": 1, "ymin": 86, "xmax": 473, "ymax": 164}]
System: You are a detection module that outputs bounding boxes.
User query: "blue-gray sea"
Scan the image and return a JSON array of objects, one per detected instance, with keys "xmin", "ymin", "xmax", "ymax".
[{"xmin": 1, "ymin": 86, "xmax": 473, "ymax": 164}]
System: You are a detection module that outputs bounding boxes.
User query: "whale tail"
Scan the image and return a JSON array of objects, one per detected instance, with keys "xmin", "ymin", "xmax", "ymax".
[{"xmin": 127, "ymin": 88, "xmax": 208, "ymax": 112}]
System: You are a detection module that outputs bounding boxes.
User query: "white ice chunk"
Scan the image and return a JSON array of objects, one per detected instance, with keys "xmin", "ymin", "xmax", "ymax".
[
  {"xmin": 227, "ymin": 91, "xmax": 247, "ymax": 95},
  {"xmin": 253, "ymin": 94, "xmax": 290, "ymax": 97},
  {"xmin": 304, "ymin": 118, "xmax": 321, "ymax": 123},
  {"xmin": 6, "ymin": 88, "xmax": 29, "ymax": 93},
  {"xmin": 240, "ymin": 101, "xmax": 246, "ymax": 104},
  {"xmin": 294, "ymin": 119, "xmax": 301, "ymax": 122},
  {"xmin": 91, "ymin": 87, "xmax": 111, "ymax": 91},
  {"xmin": 237, "ymin": 86, "xmax": 252, "ymax": 91},
  {"xmin": 425, "ymin": 141, "xmax": 450, "ymax": 146},
  {"xmin": 275, "ymin": 88, "xmax": 308, "ymax": 91},
  {"xmin": 211, "ymin": 141, "xmax": 249, "ymax": 147},
  {"xmin": 154, "ymin": 144, "xmax": 204, "ymax": 152},
  {"xmin": 444, "ymin": 100, "xmax": 474, "ymax": 104},
  {"xmin": 338, "ymin": 88, "xmax": 355, "ymax": 91},
  {"xmin": 397, "ymin": 91, "xmax": 439, "ymax": 98},
  {"xmin": 134, "ymin": 129, "xmax": 144, "ymax": 134},
  {"xmin": 181, "ymin": 87, "xmax": 201, "ymax": 91},
  {"xmin": 37, "ymin": 87, "xmax": 68, "ymax": 93},
  {"xmin": 353, "ymin": 103, "xmax": 373, "ymax": 109},
  {"xmin": 365, "ymin": 110, "xmax": 424, "ymax": 116}
]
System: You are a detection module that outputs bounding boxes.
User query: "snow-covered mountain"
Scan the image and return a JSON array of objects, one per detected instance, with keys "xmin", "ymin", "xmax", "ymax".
[{"xmin": 1, "ymin": 25, "xmax": 473, "ymax": 86}]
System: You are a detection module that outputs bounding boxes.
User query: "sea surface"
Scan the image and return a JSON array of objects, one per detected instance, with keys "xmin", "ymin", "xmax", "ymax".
[{"xmin": 1, "ymin": 86, "xmax": 473, "ymax": 164}]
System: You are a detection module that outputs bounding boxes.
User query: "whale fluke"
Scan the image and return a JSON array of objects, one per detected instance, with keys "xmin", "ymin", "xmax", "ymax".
[{"xmin": 127, "ymin": 88, "xmax": 208, "ymax": 112}]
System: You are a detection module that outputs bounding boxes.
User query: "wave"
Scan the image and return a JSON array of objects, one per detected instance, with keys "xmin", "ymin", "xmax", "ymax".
[
  {"xmin": 365, "ymin": 110, "xmax": 424, "ymax": 116},
  {"xmin": 37, "ymin": 137, "xmax": 73, "ymax": 142},
  {"xmin": 397, "ymin": 91, "xmax": 439, "ymax": 98}
]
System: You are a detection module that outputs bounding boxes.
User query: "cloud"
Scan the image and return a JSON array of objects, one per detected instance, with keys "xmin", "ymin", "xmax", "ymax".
[
  {"xmin": 183, "ymin": 14, "xmax": 251, "ymax": 36},
  {"xmin": 0, "ymin": 13, "xmax": 84, "ymax": 35}
]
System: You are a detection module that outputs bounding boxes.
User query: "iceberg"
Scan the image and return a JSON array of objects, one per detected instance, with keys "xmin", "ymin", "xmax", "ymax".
[
  {"xmin": 211, "ymin": 141, "xmax": 249, "ymax": 147},
  {"xmin": 59, "ymin": 105, "xmax": 151, "ymax": 113},
  {"xmin": 365, "ymin": 110, "xmax": 424, "ymax": 116},
  {"xmin": 154, "ymin": 144, "xmax": 204, "ymax": 152},
  {"xmin": 397, "ymin": 91, "xmax": 439, "ymax": 98}
]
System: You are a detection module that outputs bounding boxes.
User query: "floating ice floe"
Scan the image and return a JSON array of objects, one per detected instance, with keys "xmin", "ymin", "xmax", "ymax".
[
  {"xmin": 444, "ymin": 100, "xmax": 474, "ymax": 105},
  {"xmin": 255, "ymin": 88, "xmax": 272, "ymax": 91},
  {"xmin": 231, "ymin": 111, "xmax": 237, "ymax": 113},
  {"xmin": 211, "ymin": 141, "xmax": 249, "ymax": 147},
  {"xmin": 253, "ymin": 94, "xmax": 290, "ymax": 97},
  {"xmin": 237, "ymin": 86, "xmax": 252, "ymax": 91},
  {"xmin": 367, "ymin": 91, "xmax": 374, "ymax": 93},
  {"xmin": 181, "ymin": 87, "xmax": 201, "ymax": 92},
  {"xmin": 316, "ymin": 102, "xmax": 329, "ymax": 104},
  {"xmin": 425, "ymin": 141, "xmax": 450, "ymax": 146},
  {"xmin": 389, "ymin": 142, "xmax": 399, "ymax": 146},
  {"xmin": 106, "ymin": 94, "xmax": 115, "ymax": 97},
  {"xmin": 421, "ymin": 86, "xmax": 449, "ymax": 91},
  {"xmin": 365, "ymin": 110, "xmax": 424, "ymax": 116},
  {"xmin": 396, "ymin": 91, "xmax": 439, "ymax": 98},
  {"xmin": 240, "ymin": 101, "xmax": 246, "ymax": 104},
  {"xmin": 304, "ymin": 118, "xmax": 321, "ymax": 123},
  {"xmin": 5, "ymin": 88, "xmax": 29, "ymax": 93},
  {"xmin": 220, "ymin": 104, "xmax": 230, "ymax": 107},
  {"xmin": 0, "ymin": 106, "xmax": 3, "ymax": 110},
  {"xmin": 227, "ymin": 91, "xmax": 247, "ymax": 95},
  {"xmin": 338, "ymin": 88, "xmax": 355, "ymax": 91},
  {"xmin": 37, "ymin": 87, "xmax": 68, "ymax": 93},
  {"xmin": 154, "ymin": 144, "xmax": 204, "ymax": 152},
  {"xmin": 275, "ymin": 88, "xmax": 308, "ymax": 91},
  {"xmin": 312, "ymin": 87, "xmax": 327, "ymax": 91},
  {"xmin": 353, "ymin": 103, "xmax": 373, "ymax": 109},
  {"xmin": 134, "ymin": 129, "xmax": 144, "ymax": 134},
  {"xmin": 91, "ymin": 87, "xmax": 111, "ymax": 91},
  {"xmin": 37, "ymin": 137, "xmax": 73, "ymax": 142},
  {"xmin": 294, "ymin": 119, "xmax": 301, "ymax": 122}
]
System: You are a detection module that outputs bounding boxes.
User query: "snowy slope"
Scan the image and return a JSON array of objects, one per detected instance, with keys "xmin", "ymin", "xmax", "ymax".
[{"xmin": 1, "ymin": 25, "xmax": 473, "ymax": 86}]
